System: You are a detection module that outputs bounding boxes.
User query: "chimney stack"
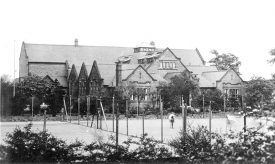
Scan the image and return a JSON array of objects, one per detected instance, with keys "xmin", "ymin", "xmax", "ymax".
[
  {"xmin": 74, "ymin": 38, "xmax": 78, "ymax": 47},
  {"xmin": 116, "ymin": 61, "xmax": 122, "ymax": 86}
]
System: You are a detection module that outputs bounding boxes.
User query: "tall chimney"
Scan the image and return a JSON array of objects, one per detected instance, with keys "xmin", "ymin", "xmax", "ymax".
[
  {"xmin": 74, "ymin": 38, "xmax": 78, "ymax": 47},
  {"xmin": 115, "ymin": 61, "xmax": 122, "ymax": 86}
]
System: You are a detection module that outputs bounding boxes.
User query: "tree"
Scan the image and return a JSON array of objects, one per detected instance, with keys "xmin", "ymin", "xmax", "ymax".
[
  {"xmin": 1, "ymin": 75, "xmax": 13, "ymax": 116},
  {"xmin": 118, "ymin": 83, "xmax": 147, "ymax": 115},
  {"xmin": 193, "ymin": 89, "xmax": 224, "ymax": 111},
  {"xmin": 160, "ymin": 72, "xmax": 199, "ymax": 111},
  {"xmin": 12, "ymin": 74, "xmax": 65, "ymax": 115},
  {"xmin": 244, "ymin": 76, "xmax": 274, "ymax": 109},
  {"xmin": 209, "ymin": 50, "xmax": 241, "ymax": 73},
  {"xmin": 268, "ymin": 48, "xmax": 275, "ymax": 64}
]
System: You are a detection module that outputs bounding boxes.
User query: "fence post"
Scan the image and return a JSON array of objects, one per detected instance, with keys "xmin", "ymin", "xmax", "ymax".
[
  {"xmin": 69, "ymin": 95, "xmax": 72, "ymax": 123},
  {"xmin": 116, "ymin": 101, "xmax": 119, "ymax": 149},
  {"xmin": 224, "ymin": 94, "xmax": 226, "ymax": 115},
  {"xmin": 43, "ymin": 110, "xmax": 47, "ymax": 132},
  {"xmin": 87, "ymin": 96, "xmax": 90, "ymax": 127},
  {"xmin": 126, "ymin": 99, "xmax": 129, "ymax": 136},
  {"xmin": 78, "ymin": 97, "xmax": 80, "ymax": 125},
  {"xmin": 31, "ymin": 96, "xmax": 34, "ymax": 119},
  {"xmin": 142, "ymin": 108, "xmax": 145, "ymax": 137},
  {"xmin": 99, "ymin": 99, "xmax": 102, "ymax": 129},
  {"xmin": 112, "ymin": 96, "xmax": 115, "ymax": 132},
  {"xmin": 209, "ymin": 101, "xmax": 212, "ymax": 143},
  {"xmin": 62, "ymin": 96, "xmax": 65, "ymax": 121},
  {"xmin": 160, "ymin": 96, "xmax": 163, "ymax": 142},
  {"xmin": 96, "ymin": 98, "xmax": 99, "ymax": 129},
  {"xmin": 202, "ymin": 94, "xmax": 205, "ymax": 118}
]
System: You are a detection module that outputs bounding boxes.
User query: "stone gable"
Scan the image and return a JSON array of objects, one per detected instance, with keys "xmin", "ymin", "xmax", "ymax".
[
  {"xmin": 147, "ymin": 49, "xmax": 188, "ymax": 77},
  {"xmin": 217, "ymin": 69, "xmax": 243, "ymax": 90},
  {"xmin": 125, "ymin": 66, "xmax": 155, "ymax": 84}
]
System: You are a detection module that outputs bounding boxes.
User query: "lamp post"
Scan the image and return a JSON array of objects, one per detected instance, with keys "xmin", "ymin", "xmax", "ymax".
[{"xmin": 40, "ymin": 102, "xmax": 49, "ymax": 132}]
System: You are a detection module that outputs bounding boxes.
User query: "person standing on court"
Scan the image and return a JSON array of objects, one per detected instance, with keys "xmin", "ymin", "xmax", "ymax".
[{"xmin": 169, "ymin": 113, "xmax": 175, "ymax": 128}]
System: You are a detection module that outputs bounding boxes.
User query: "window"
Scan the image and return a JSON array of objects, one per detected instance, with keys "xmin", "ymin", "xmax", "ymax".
[
  {"xmin": 159, "ymin": 61, "xmax": 176, "ymax": 69},
  {"xmin": 138, "ymin": 59, "xmax": 144, "ymax": 64},
  {"xmin": 159, "ymin": 62, "xmax": 163, "ymax": 69},
  {"xmin": 147, "ymin": 58, "xmax": 153, "ymax": 63},
  {"xmin": 79, "ymin": 81, "xmax": 86, "ymax": 96},
  {"xmin": 229, "ymin": 89, "xmax": 239, "ymax": 97},
  {"xmin": 132, "ymin": 87, "xmax": 151, "ymax": 101}
]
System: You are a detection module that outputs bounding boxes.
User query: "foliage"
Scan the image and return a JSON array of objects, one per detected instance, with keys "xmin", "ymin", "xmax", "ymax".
[
  {"xmin": 226, "ymin": 96, "xmax": 242, "ymax": 111},
  {"xmin": 169, "ymin": 126, "xmax": 225, "ymax": 162},
  {"xmin": 127, "ymin": 133, "xmax": 173, "ymax": 161},
  {"xmin": 193, "ymin": 89, "xmax": 224, "ymax": 111},
  {"xmin": 1, "ymin": 120, "xmax": 275, "ymax": 163},
  {"xmin": 2, "ymin": 123, "xmax": 70, "ymax": 163},
  {"xmin": 1, "ymin": 75, "xmax": 14, "ymax": 116},
  {"xmin": 224, "ymin": 128, "xmax": 275, "ymax": 163},
  {"xmin": 160, "ymin": 72, "xmax": 199, "ymax": 110},
  {"xmin": 245, "ymin": 76, "xmax": 274, "ymax": 108},
  {"xmin": 268, "ymin": 48, "xmax": 275, "ymax": 64},
  {"xmin": 12, "ymin": 74, "xmax": 65, "ymax": 115},
  {"xmin": 209, "ymin": 50, "xmax": 241, "ymax": 73}
]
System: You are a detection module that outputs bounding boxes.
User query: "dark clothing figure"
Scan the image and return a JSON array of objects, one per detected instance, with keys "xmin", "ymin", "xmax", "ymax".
[{"xmin": 170, "ymin": 116, "xmax": 175, "ymax": 128}]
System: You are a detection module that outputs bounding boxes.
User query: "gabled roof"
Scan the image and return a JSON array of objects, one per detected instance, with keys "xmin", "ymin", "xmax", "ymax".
[
  {"xmin": 124, "ymin": 65, "xmax": 157, "ymax": 82},
  {"xmin": 187, "ymin": 65, "xmax": 218, "ymax": 75},
  {"xmin": 43, "ymin": 75, "xmax": 67, "ymax": 87},
  {"xmin": 23, "ymin": 43, "xmax": 133, "ymax": 65},
  {"xmin": 202, "ymin": 71, "xmax": 227, "ymax": 82},
  {"xmin": 200, "ymin": 71, "xmax": 227, "ymax": 88},
  {"xmin": 78, "ymin": 62, "xmax": 88, "ymax": 81},
  {"xmin": 88, "ymin": 60, "xmax": 102, "ymax": 80},
  {"xmin": 54, "ymin": 76, "xmax": 68, "ymax": 87},
  {"xmin": 217, "ymin": 68, "xmax": 244, "ymax": 82},
  {"xmin": 68, "ymin": 64, "xmax": 78, "ymax": 81},
  {"xmin": 97, "ymin": 64, "xmax": 116, "ymax": 86},
  {"xmin": 42, "ymin": 75, "xmax": 54, "ymax": 82},
  {"xmin": 23, "ymin": 42, "xmax": 205, "ymax": 67},
  {"xmin": 171, "ymin": 48, "xmax": 205, "ymax": 66},
  {"xmin": 146, "ymin": 48, "xmax": 190, "ymax": 72}
]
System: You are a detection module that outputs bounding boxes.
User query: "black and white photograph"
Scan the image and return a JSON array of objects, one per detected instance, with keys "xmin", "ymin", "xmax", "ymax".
[{"xmin": 1, "ymin": 0, "xmax": 275, "ymax": 163}]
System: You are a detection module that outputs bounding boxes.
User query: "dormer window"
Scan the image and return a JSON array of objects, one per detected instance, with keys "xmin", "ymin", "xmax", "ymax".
[
  {"xmin": 134, "ymin": 42, "xmax": 156, "ymax": 53},
  {"xmin": 138, "ymin": 59, "xmax": 144, "ymax": 64},
  {"xmin": 147, "ymin": 58, "xmax": 153, "ymax": 63}
]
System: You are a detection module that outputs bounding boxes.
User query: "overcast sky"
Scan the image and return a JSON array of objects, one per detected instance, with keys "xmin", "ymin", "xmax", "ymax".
[{"xmin": 0, "ymin": 0, "xmax": 275, "ymax": 81}]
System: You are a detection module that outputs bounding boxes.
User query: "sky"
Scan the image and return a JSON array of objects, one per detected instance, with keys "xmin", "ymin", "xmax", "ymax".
[{"xmin": 0, "ymin": 0, "xmax": 275, "ymax": 81}]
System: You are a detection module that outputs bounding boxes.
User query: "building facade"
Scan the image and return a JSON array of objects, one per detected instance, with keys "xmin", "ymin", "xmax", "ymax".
[{"xmin": 19, "ymin": 40, "xmax": 244, "ymax": 109}]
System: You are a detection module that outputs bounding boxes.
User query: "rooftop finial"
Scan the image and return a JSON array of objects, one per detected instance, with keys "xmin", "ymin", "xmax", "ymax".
[{"xmin": 74, "ymin": 38, "xmax": 78, "ymax": 47}]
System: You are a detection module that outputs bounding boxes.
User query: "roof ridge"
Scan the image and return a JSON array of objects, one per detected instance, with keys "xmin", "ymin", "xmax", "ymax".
[
  {"xmin": 187, "ymin": 65, "xmax": 215, "ymax": 67},
  {"xmin": 202, "ymin": 70, "xmax": 227, "ymax": 73},
  {"xmin": 170, "ymin": 48, "xmax": 195, "ymax": 50},
  {"xmin": 24, "ymin": 42, "xmax": 134, "ymax": 49}
]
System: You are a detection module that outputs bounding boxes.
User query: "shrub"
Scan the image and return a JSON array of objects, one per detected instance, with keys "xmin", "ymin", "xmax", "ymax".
[
  {"xmin": 169, "ymin": 126, "xmax": 225, "ymax": 163},
  {"xmin": 1, "ymin": 119, "xmax": 274, "ymax": 163},
  {"xmin": 2, "ymin": 123, "xmax": 70, "ymax": 163},
  {"xmin": 224, "ymin": 128, "xmax": 275, "ymax": 163},
  {"xmin": 125, "ymin": 133, "xmax": 173, "ymax": 161}
]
